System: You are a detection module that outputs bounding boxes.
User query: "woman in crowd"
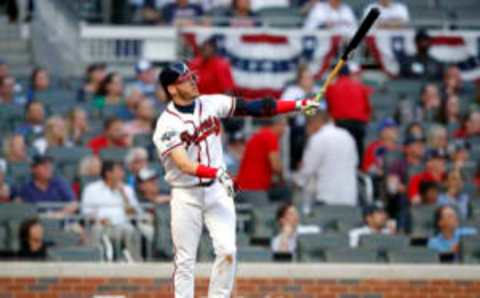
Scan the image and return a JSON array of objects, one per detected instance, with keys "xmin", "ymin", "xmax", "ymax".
[
  {"xmin": 3, "ymin": 133, "xmax": 29, "ymax": 164},
  {"xmin": 67, "ymin": 107, "xmax": 90, "ymax": 145},
  {"xmin": 77, "ymin": 63, "xmax": 107, "ymax": 102},
  {"xmin": 27, "ymin": 67, "xmax": 50, "ymax": 102},
  {"xmin": 33, "ymin": 116, "xmax": 72, "ymax": 154}
]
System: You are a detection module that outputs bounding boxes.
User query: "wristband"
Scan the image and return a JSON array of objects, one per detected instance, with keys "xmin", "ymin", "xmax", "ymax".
[
  {"xmin": 195, "ymin": 164, "xmax": 218, "ymax": 179},
  {"xmin": 275, "ymin": 100, "xmax": 296, "ymax": 114}
]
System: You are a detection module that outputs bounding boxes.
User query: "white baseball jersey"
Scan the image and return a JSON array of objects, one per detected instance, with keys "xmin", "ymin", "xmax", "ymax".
[{"xmin": 152, "ymin": 94, "xmax": 235, "ymax": 187}]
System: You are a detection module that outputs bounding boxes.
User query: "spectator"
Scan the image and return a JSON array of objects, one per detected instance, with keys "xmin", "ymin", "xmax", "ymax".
[
  {"xmin": 33, "ymin": 116, "xmax": 73, "ymax": 155},
  {"xmin": 221, "ymin": 0, "xmax": 259, "ymax": 27},
  {"xmin": 0, "ymin": 75, "xmax": 26, "ymax": 106},
  {"xmin": 442, "ymin": 65, "xmax": 464, "ymax": 98},
  {"xmin": 362, "ymin": 118, "xmax": 399, "ymax": 175},
  {"xmin": 27, "ymin": 67, "xmax": 50, "ymax": 102},
  {"xmin": 93, "ymin": 72, "xmax": 130, "ymax": 118},
  {"xmin": 349, "ymin": 202, "xmax": 395, "ymax": 247},
  {"xmin": 127, "ymin": 60, "xmax": 158, "ymax": 101},
  {"xmin": 440, "ymin": 94, "xmax": 461, "ymax": 126},
  {"xmin": 17, "ymin": 218, "xmax": 47, "ymax": 260},
  {"xmin": 162, "ymin": 0, "xmax": 203, "ymax": 26},
  {"xmin": 15, "ymin": 101, "xmax": 45, "ymax": 141},
  {"xmin": 427, "ymin": 124, "xmax": 448, "ymax": 152},
  {"xmin": 236, "ymin": 117, "xmax": 286, "ymax": 191},
  {"xmin": 189, "ymin": 37, "xmax": 235, "ymax": 95},
  {"xmin": 16, "ymin": 156, "xmax": 78, "ymax": 217},
  {"xmin": 303, "ymin": 0, "xmax": 356, "ymax": 34},
  {"xmin": 326, "ymin": 64, "xmax": 372, "ymax": 163},
  {"xmin": 405, "ymin": 121, "xmax": 425, "ymax": 140},
  {"xmin": 438, "ymin": 171, "xmax": 470, "ymax": 220},
  {"xmin": 125, "ymin": 147, "xmax": 149, "ymax": 189},
  {"xmin": 0, "ymin": 59, "xmax": 9, "ymax": 81},
  {"xmin": 449, "ymin": 140, "xmax": 470, "ymax": 172},
  {"xmin": 136, "ymin": 167, "xmax": 170, "ymax": 204},
  {"xmin": 78, "ymin": 63, "xmax": 107, "ymax": 102},
  {"xmin": 415, "ymin": 83, "xmax": 441, "ymax": 123},
  {"xmin": 78, "ymin": 155, "xmax": 102, "ymax": 179},
  {"xmin": 428, "ymin": 205, "xmax": 477, "ymax": 258},
  {"xmin": 281, "ymin": 64, "xmax": 320, "ymax": 170},
  {"xmin": 250, "ymin": 0, "xmax": 288, "ymax": 11},
  {"xmin": 399, "ymin": 30, "xmax": 444, "ymax": 80},
  {"xmin": 88, "ymin": 117, "xmax": 131, "ymax": 155},
  {"xmin": 81, "ymin": 161, "xmax": 143, "ymax": 261},
  {"xmin": 419, "ymin": 181, "xmax": 440, "ymax": 205},
  {"xmin": 295, "ymin": 110, "xmax": 358, "ymax": 206},
  {"xmin": 3, "ymin": 134, "xmax": 29, "ymax": 164},
  {"xmin": 364, "ymin": 0, "xmax": 409, "ymax": 28},
  {"xmin": 67, "ymin": 107, "xmax": 90, "ymax": 145},
  {"xmin": 124, "ymin": 100, "xmax": 155, "ymax": 137},
  {"xmin": 0, "ymin": 160, "xmax": 11, "ymax": 202},
  {"xmin": 455, "ymin": 110, "xmax": 480, "ymax": 139},
  {"xmin": 408, "ymin": 149, "xmax": 447, "ymax": 203},
  {"xmin": 224, "ymin": 131, "xmax": 245, "ymax": 176}
]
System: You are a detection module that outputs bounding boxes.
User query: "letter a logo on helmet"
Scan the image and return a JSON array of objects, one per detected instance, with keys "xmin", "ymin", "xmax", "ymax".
[{"xmin": 159, "ymin": 61, "xmax": 195, "ymax": 98}]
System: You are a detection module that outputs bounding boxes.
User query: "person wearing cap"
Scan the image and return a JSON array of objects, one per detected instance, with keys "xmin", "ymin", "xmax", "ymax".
[
  {"xmin": 326, "ymin": 63, "xmax": 372, "ymax": 164},
  {"xmin": 136, "ymin": 167, "xmax": 170, "ymax": 204},
  {"xmin": 363, "ymin": 0, "xmax": 409, "ymax": 28},
  {"xmin": 362, "ymin": 118, "xmax": 399, "ymax": 174},
  {"xmin": 77, "ymin": 63, "xmax": 107, "ymax": 102},
  {"xmin": 15, "ymin": 156, "xmax": 78, "ymax": 216},
  {"xmin": 128, "ymin": 60, "xmax": 157, "ymax": 101},
  {"xmin": 295, "ymin": 109, "xmax": 358, "ymax": 206},
  {"xmin": 407, "ymin": 148, "xmax": 447, "ymax": 204},
  {"xmin": 154, "ymin": 61, "xmax": 318, "ymax": 297},
  {"xmin": 399, "ymin": 29, "xmax": 444, "ymax": 80},
  {"xmin": 349, "ymin": 202, "xmax": 396, "ymax": 248}
]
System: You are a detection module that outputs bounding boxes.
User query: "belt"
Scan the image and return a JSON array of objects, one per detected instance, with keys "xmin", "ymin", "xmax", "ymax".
[{"xmin": 173, "ymin": 180, "xmax": 215, "ymax": 189}]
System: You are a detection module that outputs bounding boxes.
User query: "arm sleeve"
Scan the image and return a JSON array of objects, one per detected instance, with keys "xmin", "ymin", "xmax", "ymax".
[
  {"xmin": 152, "ymin": 119, "xmax": 185, "ymax": 158},
  {"xmin": 233, "ymin": 97, "xmax": 297, "ymax": 117}
]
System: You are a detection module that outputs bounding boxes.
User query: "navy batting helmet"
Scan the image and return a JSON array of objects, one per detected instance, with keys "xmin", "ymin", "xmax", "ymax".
[{"xmin": 159, "ymin": 61, "xmax": 195, "ymax": 98}]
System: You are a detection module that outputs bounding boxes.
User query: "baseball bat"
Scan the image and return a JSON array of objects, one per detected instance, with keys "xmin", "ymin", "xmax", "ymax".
[{"xmin": 307, "ymin": 7, "xmax": 380, "ymax": 114}]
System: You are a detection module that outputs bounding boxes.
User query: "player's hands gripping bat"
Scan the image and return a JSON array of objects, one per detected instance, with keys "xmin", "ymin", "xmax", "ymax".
[{"xmin": 305, "ymin": 7, "xmax": 381, "ymax": 115}]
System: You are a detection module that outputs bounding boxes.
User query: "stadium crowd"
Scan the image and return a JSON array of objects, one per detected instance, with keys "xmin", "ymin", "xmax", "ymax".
[{"xmin": 1, "ymin": 0, "xmax": 480, "ymax": 264}]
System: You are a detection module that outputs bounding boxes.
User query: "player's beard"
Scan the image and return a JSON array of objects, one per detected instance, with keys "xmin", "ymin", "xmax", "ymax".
[{"xmin": 178, "ymin": 84, "xmax": 200, "ymax": 102}]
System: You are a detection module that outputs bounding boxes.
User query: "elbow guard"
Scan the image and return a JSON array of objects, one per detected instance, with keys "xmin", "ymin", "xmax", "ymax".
[{"xmin": 234, "ymin": 97, "xmax": 277, "ymax": 117}]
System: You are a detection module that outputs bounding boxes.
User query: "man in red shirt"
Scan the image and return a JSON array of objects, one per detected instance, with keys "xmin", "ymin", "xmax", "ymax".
[
  {"xmin": 189, "ymin": 37, "xmax": 235, "ymax": 95},
  {"xmin": 88, "ymin": 117, "xmax": 130, "ymax": 154},
  {"xmin": 236, "ymin": 117, "xmax": 286, "ymax": 191},
  {"xmin": 407, "ymin": 149, "xmax": 447, "ymax": 204},
  {"xmin": 362, "ymin": 118, "xmax": 399, "ymax": 174},
  {"xmin": 326, "ymin": 64, "xmax": 372, "ymax": 163}
]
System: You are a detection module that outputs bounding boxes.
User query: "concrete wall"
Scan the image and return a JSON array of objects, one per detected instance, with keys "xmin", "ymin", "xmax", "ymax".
[{"xmin": 1, "ymin": 262, "xmax": 480, "ymax": 298}]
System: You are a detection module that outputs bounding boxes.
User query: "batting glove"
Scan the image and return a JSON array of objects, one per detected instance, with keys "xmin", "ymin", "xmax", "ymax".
[
  {"xmin": 296, "ymin": 98, "xmax": 320, "ymax": 114},
  {"xmin": 216, "ymin": 167, "xmax": 235, "ymax": 198}
]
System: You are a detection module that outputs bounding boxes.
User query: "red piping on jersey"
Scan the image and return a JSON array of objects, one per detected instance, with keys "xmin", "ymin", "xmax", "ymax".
[
  {"xmin": 165, "ymin": 107, "xmax": 183, "ymax": 121},
  {"xmin": 161, "ymin": 142, "xmax": 184, "ymax": 158}
]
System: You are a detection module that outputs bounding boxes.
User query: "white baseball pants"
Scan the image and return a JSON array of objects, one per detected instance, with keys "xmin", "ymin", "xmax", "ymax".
[{"xmin": 170, "ymin": 182, "xmax": 237, "ymax": 298}]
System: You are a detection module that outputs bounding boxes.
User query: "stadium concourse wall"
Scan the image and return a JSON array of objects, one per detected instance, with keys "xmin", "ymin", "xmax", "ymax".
[{"xmin": 0, "ymin": 263, "xmax": 479, "ymax": 298}]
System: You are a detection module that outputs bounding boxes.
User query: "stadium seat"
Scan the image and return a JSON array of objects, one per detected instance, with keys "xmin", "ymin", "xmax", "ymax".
[
  {"xmin": 461, "ymin": 236, "xmax": 480, "ymax": 263},
  {"xmin": 297, "ymin": 233, "xmax": 349, "ymax": 262},
  {"xmin": 324, "ymin": 248, "xmax": 379, "ymax": 263},
  {"xmin": 387, "ymin": 247, "xmax": 439, "ymax": 264},
  {"xmin": 7, "ymin": 162, "xmax": 31, "ymax": 186},
  {"xmin": 307, "ymin": 205, "xmax": 362, "ymax": 231},
  {"xmin": 47, "ymin": 245, "xmax": 103, "ymax": 262},
  {"xmin": 99, "ymin": 148, "xmax": 129, "ymax": 163},
  {"xmin": 235, "ymin": 191, "xmax": 270, "ymax": 206},
  {"xmin": 153, "ymin": 205, "xmax": 173, "ymax": 260},
  {"xmin": 250, "ymin": 204, "xmax": 277, "ymax": 241},
  {"xmin": 133, "ymin": 133, "xmax": 152, "ymax": 148},
  {"xmin": 359, "ymin": 234, "xmax": 409, "ymax": 251},
  {"xmin": 0, "ymin": 203, "xmax": 37, "ymax": 223},
  {"xmin": 46, "ymin": 147, "xmax": 92, "ymax": 164},
  {"xmin": 386, "ymin": 79, "xmax": 424, "ymax": 97},
  {"xmin": 0, "ymin": 226, "xmax": 7, "ymax": 251},
  {"xmin": 39, "ymin": 218, "xmax": 64, "ymax": 232},
  {"xmin": 44, "ymin": 231, "xmax": 82, "ymax": 247},
  {"xmin": 410, "ymin": 205, "xmax": 437, "ymax": 238},
  {"xmin": 237, "ymin": 246, "xmax": 272, "ymax": 262}
]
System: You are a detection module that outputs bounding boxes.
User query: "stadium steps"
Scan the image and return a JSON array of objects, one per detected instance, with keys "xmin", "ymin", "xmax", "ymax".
[{"xmin": 0, "ymin": 23, "xmax": 32, "ymax": 77}]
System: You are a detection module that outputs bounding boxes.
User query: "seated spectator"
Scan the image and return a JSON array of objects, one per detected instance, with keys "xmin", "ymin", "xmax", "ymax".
[
  {"xmin": 388, "ymin": 133, "xmax": 426, "ymax": 186},
  {"xmin": 419, "ymin": 181, "xmax": 440, "ymax": 205},
  {"xmin": 282, "ymin": 64, "xmax": 320, "ymax": 169},
  {"xmin": 88, "ymin": 117, "xmax": 131, "ymax": 155},
  {"xmin": 442, "ymin": 65, "xmax": 464, "ymax": 98},
  {"xmin": 303, "ymin": 0, "xmax": 356, "ymax": 34},
  {"xmin": 125, "ymin": 147, "xmax": 149, "ymax": 189},
  {"xmin": 78, "ymin": 155, "xmax": 102, "ymax": 179},
  {"xmin": 408, "ymin": 149, "xmax": 447, "ymax": 203},
  {"xmin": 438, "ymin": 171, "xmax": 470, "ymax": 220},
  {"xmin": 427, "ymin": 124, "xmax": 448, "ymax": 152},
  {"xmin": 15, "ymin": 101, "xmax": 45, "ymax": 141},
  {"xmin": 0, "ymin": 75, "xmax": 26, "ymax": 106},
  {"xmin": 0, "ymin": 59, "xmax": 9, "ymax": 81},
  {"xmin": 163, "ymin": 0, "xmax": 203, "ymax": 26},
  {"xmin": 189, "ymin": 37, "xmax": 235, "ymax": 95},
  {"xmin": 440, "ymin": 94, "xmax": 461, "ymax": 126},
  {"xmin": 67, "ymin": 107, "xmax": 90, "ymax": 145},
  {"xmin": 455, "ymin": 110, "xmax": 480, "ymax": 139},
  {"xmin": 399, "ymin": 30, "xmax": 444, "ymax": 81},
  {"xmin": 136, "ymin": 167, "xmax": 170, "ymax": 204},
  {"xmin": 405, "ymin": 121, "xmax": 425, "ymax": 140},
  {"xmin": 93, "ymin": 72, "xmax": 131, "ymax": 118},
  {"xmin": 124, "ymin": 100, "xmax": 155, "ymax": 137},
  {"xmin": 295, "ymin": 110, "xmax": 358, "ymax": 206},
  {"xmin": 27, "ymin": 67, "xmax": 50, "ymax": 102},
  {"xmin": 33, "ymin": 116, "xmax": 73, "ymax": 155},
  {"xmin": 349, "ymin": 202, "xmax": 395, "ymax": 247},
  {"xmin": 17, "ymin": 218, "xmax": 47, "ymax": 260},
  {"xmin": 362, "ymin": 118, "xmax": 399, "ymax": 175},
  {"xmin": 81, "ymin": 161, "xmax": 144, "ymax": 261},
  {"xmin": 271, "ymin": 203, "xmax": 320, "ymax": 254},
  {"xmin": 428, "ymin": 205, "xmax": 477, "ymax": 258},
  {"xmin": 222, "ymin": 0, "xmax": 259, "ymax": 27},
  {"xmin": 127, "ymin": 60, "xmax": 158, "ymax": 102},
  {"xmin": 224, "ymin": 131, "xmax": 245, "ymax": 176},
  {"xmin": 236, "ymin": 117, "xmax": 286, "ymax": 192},
  {"xmin": 414, "ymin": 83, "xmax": 441, "ymax": 123},
  {"xmin": 0, "ymin": 160, "xmax": 11, "ymax": 202},
  {"xmin": 77, "ymin": 63, "xmax": 107, "ymax": 102},
  {"xmin": 15, "ymin": 156, "xmax": 78, "ymax": 218},
  {"xmin": 449, "ymin": 140, "xmax": 470, "ymax": 172},
  {"xmin": 364, "ymin": 0, "xmax": 409, "ymax": 28},
  {"xmin": 3, "ymin": 134, "xmax": 29, "ymax": 164}
]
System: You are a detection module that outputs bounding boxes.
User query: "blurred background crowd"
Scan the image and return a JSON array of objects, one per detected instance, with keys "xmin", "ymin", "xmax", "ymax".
[{"xmin": 1, "ymin": 0, "xmax": 480, "ymax": 265}]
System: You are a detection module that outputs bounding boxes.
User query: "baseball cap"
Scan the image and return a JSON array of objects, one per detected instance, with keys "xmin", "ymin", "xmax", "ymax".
[
  {"xmin": 363, "ymin": 201, "xmax": 386, "ymax": 217},
  {"xmin": 159, "ymin": 61, "xmax": 196, "ymax": 95},
  {"xmin": 378, "ymin": 118, "xmax": 397, "ymax": 132},
  {"xmin": 135, "ymin": 59, "xmax": 153, "ymax": 74},
  {"xmin": 425, "ymin": 148, "xmax": 448, "ymax": 161},
  {"xmin": 136, "ymin": 167, "xmax": 158, "ymax": 183},
  {"xmin": 32, "ymin": 155, "xmax": 53, "ymax": 167}
]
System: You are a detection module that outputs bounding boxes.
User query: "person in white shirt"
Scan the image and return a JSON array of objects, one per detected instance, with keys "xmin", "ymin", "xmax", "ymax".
[
  {"xmin": 349, "ymin": 202, "xmax": 396, "ymax": 247},
  {"xmin": 303, "ymin": 0, "xmax": 357, "ymax": 34},
  {"xmin": 82, "ymin": 160, "xmax": 144, "ymax": 261},
  {"xmin": 296, "ymin": 109, "xmax": 358, "ymax": 206},
  {"xmin": 363, "ymin": 0, "xmax": 409, "ymax": 28}
]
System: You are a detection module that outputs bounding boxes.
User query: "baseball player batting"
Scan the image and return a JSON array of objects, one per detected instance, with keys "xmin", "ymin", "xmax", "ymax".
[{"xmin": 153, "ymin": 61, "xmax": 318, "ymax": 298}]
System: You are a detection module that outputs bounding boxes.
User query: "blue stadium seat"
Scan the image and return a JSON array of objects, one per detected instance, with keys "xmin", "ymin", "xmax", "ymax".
[{"xmin": 388, "ymin": 247, "xmax": 439, "ymax": 264}]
